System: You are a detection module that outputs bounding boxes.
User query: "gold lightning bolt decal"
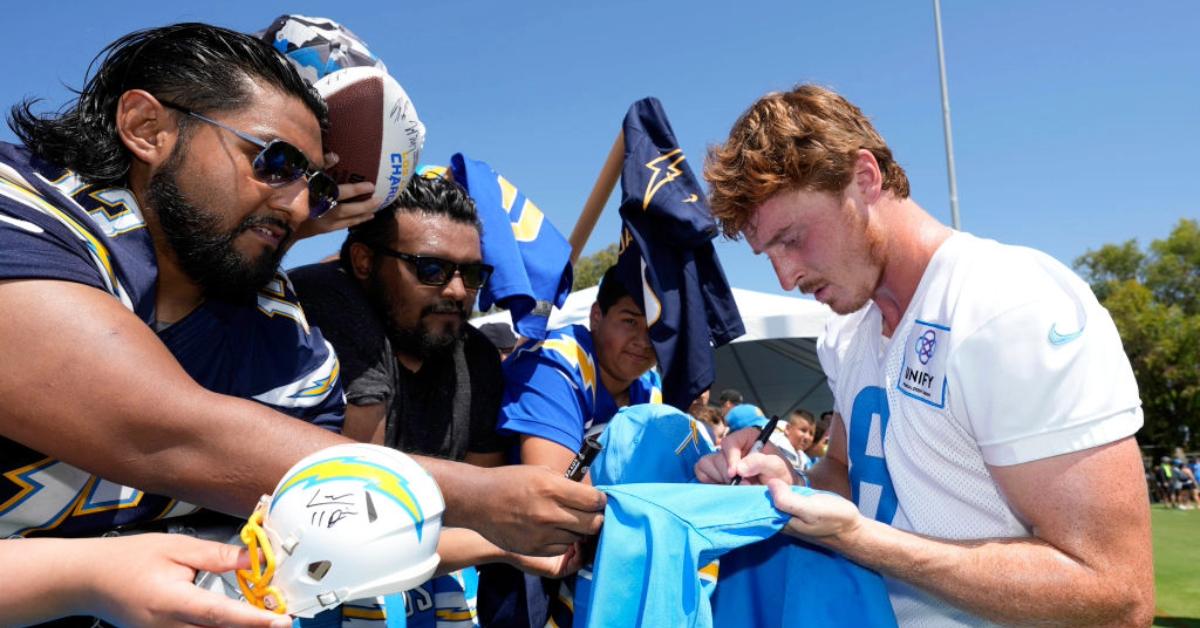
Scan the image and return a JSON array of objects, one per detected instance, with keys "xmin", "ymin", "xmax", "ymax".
[
  {"xmin": 498, "ymin": 175, "xmax": 545, "ymax": 242},
  {"xmin": 642, "ymin": 148, "xmax": 687, "ymax": 210},
  {"xmin": 272, "ymin": 456, "xmax": 426, "ymax": 539},
  {"xmin": 542, "ymin": 337, "xmax": 596, "ymax": 394}
]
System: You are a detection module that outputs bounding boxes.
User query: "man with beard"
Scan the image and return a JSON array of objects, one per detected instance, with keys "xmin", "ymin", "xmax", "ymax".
[
  {"xmin": 292, "ymin": 175, "xmax": 579, "ymax": 627},
  {"xmin": 694, "ymin": 84, "xmax": 1153, "ymax": 625},
  {"xmin": 292, "ymin": 173, "xmax": 508, "ymax": 465},
  {"xmin": 0, "ymin": 23, "xmax": 603, "ymax": 625}
]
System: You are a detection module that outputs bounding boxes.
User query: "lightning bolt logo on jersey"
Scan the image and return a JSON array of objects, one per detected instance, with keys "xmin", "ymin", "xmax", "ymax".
[
  {"xmin": 0, "ymin": 142, "xmax": 344, "ymax": 539},
  {"xmin": 615, "ymin": 97, "xmax": 744, "ymax": 411},
  {"xmin": 497, "ymin": 324, "xmax": 662, "ymax": 454}
]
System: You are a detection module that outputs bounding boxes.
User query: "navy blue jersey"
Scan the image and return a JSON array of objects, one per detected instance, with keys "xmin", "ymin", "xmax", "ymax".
[
  {"xmin": 0, "ymin": 142, "xmax": 343, "ymax": 538},
  {"xmin": 614, "ymin": 98, "xmax": 744, "ymax": 411}
]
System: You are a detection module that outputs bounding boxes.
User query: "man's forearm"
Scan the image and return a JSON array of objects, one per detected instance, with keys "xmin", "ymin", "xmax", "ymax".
[
  {"xmin": 433, "ymin": 528, "xmax": 507, "ymax": 576},
  {"xmin": 412, "ymin": 456, "xmax": 480, "ymax": 530},
  {"xmin": 825, "ymin": 518, "xmax": 1146, "ymax": 626}
]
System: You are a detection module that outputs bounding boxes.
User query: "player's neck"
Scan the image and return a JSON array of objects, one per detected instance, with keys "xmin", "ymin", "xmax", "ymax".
[
  {"xmin": 133, "ymin": 185, "xmax": 205, "ymax": 324},
  {"xmin": 153, "ymin": 251, "xmax": 205, "ymax": 324},
  {"xmin": 871, "ymin": 199, "xmax": 953, "ymax": 336}
]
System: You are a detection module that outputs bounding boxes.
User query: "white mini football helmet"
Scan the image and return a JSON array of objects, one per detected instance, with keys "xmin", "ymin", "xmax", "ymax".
[{"xmin": 237, "ymin": 443, "xmax": 444, "ymax": 618}]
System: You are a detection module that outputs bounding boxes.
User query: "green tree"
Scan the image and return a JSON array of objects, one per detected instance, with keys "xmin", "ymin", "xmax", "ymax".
[
  {"xmin": 573, "ymin": 243, "xmax": 619, "ymax": 290},
  {"xmin": 1144, "ymin": 218, "xmax": 1200, "ymax": 315},
  {"xmin": 1073, "ymin": 240, "xmax": 1144, "ymax": 302},
  {"xmin": 1074, "ymin": 219, "xmax": 1200, "ymax": 450}
]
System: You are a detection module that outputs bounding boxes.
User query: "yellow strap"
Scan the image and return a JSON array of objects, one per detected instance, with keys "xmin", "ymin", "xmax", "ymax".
[{"xmin": 235, "ymin": 510, "xmax": 288, "ymax": 614}]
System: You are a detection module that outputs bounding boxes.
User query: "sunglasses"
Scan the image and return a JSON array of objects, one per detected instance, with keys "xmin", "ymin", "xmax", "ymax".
[
  {"xmin": 374, "ymin": 247, "xmax": 494, "ymax": 289},
  {"xmin": 158, "ymin": 100, "xmax": 339, "ymax": 220}
]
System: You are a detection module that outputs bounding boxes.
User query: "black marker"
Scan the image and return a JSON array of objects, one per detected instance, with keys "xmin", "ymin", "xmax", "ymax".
[
  {"xmin": 565, "ymin": 435, "xmax": 603, "ymax": 481},
  {"xmin": 730, "ymin": 414, "xmax": 781, "ymax": 485}
]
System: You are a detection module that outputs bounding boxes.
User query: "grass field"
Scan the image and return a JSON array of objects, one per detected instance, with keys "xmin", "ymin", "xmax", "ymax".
[{"xmin": 1152, "ymin": 505, "xmax": 1200, "ymax": 627}]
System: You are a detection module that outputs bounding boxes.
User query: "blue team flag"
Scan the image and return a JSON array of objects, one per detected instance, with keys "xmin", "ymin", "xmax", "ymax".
[
  {"xmin": 616, "ymin": 98, "xmax": 744, "ymax": 410},
  {"xmin": 447, "ymin": 154, "xmax": 573, "ymax": 340}
]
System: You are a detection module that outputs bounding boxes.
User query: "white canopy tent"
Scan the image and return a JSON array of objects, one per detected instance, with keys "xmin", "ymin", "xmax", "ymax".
[{"xmin": 472, "ymin": 286, "xmax": 835, "ymax": 417}]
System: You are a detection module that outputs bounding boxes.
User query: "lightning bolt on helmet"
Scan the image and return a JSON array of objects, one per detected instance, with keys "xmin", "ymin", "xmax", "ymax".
[{"xmin": 237, "ymin": 443, "xmax": 444, "ymax": 618}]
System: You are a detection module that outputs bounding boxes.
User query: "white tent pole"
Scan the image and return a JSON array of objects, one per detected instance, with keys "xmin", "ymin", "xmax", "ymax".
[{"xmin": 933, "ymin": 0, "xmax": 962, "ymax": 230}]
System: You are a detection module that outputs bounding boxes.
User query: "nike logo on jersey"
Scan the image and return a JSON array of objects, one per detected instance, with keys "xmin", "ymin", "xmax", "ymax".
[{"xmin": 1048, "ymin": 322, "xmax": 1085, "ymax": 345}]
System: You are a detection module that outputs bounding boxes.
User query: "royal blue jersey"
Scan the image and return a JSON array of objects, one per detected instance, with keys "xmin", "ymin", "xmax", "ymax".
[
  {"xmin": 0, "ymin": 142, "xmax": 343, "ymax": 538},
  {"xmin": 482, "ymin": 326, "xmax": 660, "ymax": 626},
  {"xmin": 496, "ymin": 324, "xmax": 661, "ymax": 453}
]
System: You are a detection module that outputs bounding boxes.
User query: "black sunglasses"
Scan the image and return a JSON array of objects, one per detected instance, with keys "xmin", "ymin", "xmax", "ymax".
[
  {"xmin": 374, "ymin": 247, "xmax": 494, "ymax": 289},
  {"xmin": 158, "ymin": 100, "xmax": 339, "ymax": 220}
]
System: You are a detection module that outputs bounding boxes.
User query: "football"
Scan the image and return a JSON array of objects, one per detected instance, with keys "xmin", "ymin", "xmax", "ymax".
[{"xmin": 314, "ymin": 66, "xmax": 425, "ymax": 212}]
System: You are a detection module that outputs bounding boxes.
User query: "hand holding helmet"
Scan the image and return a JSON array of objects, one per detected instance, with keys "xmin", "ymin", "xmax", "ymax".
[{"xmin": 236, "ymin": 443, "xmax": 444, "ymax": 618}]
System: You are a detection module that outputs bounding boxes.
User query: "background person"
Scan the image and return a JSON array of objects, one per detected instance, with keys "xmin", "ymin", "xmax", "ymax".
[
  {"xmin": 782, "ymin": 409, "xmax": 817, "ymax": 469},
  {"xmin": 807, "ymin": 410, "xmax": 835, "ymax": 464},
  {"xmin": 479, "ymin": 322, "xmax": 519, "ymax": 361},
  {"xmin": 689, "ymin": 401, "xmax": 727, "ymax": 446},
  {"xmin": 716, "ymin": 388, "xmax": 743, "ymax": 415},
  {"xmin": 292, "ymin": 175, "xmax": 509, "ymax": 462},
  {"xmin": 483, "ymin": 265, "xmax": 661, "ymax": 627},
  {"xmin": 290, "ymin": 175, "xmax": 578, "ymax": 626}
]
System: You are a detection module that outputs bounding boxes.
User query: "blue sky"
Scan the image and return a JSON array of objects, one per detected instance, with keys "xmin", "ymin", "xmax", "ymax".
[{"xmin": 2, "ymin": 1, "xmax": 1195, "ymax": 298}]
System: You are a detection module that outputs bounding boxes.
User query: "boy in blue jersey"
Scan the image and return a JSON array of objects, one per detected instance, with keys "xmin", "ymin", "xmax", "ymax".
[
  {"xmin": 480, "ymin": 266, "xmax": 660, "ymax": 626},
  {"xmin": 0, "ymin": 22, "xmax": 603, "ymax": 625},
  {"xmin": 499, "ymin": 265, "xmax": 661, "ymax": 472}
]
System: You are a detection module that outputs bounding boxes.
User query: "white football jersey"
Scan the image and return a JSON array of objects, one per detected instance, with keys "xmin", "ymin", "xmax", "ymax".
[{"xmin": 818, "ymin": 232, "xmax": 1142, "ymax": 627}]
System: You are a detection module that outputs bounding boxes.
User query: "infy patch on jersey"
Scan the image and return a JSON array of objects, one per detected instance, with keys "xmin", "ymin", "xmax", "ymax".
[{"xmin": 897, "ymin": 320, "xmax": 949, "ymax": 408}]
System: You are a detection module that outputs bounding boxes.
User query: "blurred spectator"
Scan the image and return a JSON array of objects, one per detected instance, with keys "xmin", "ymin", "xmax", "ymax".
[
  {"xmin": 783, "ymin": 410, "xmax": 817, "ymax": 469},
  {"xmin": 807, "ymin": 410, "xmax": 836, "ymax": 464},
  {"xmin": 718, "ymin": 389, "xmax": 743, "ymax": 414},
  {"xmin": 1154, "ymin": 457, "xmax": 1179, "ymax": 508},
  {"xmin": 1176, "ymin": 457, "xmax": 1198, "ymax": 510},
  {"xmin": 689, "ymin": 402, "xmax": 727, "ymax": 446},
  {"xmin": 479, "ymin": 322, "xmax": 519, "ymax": 361}
]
